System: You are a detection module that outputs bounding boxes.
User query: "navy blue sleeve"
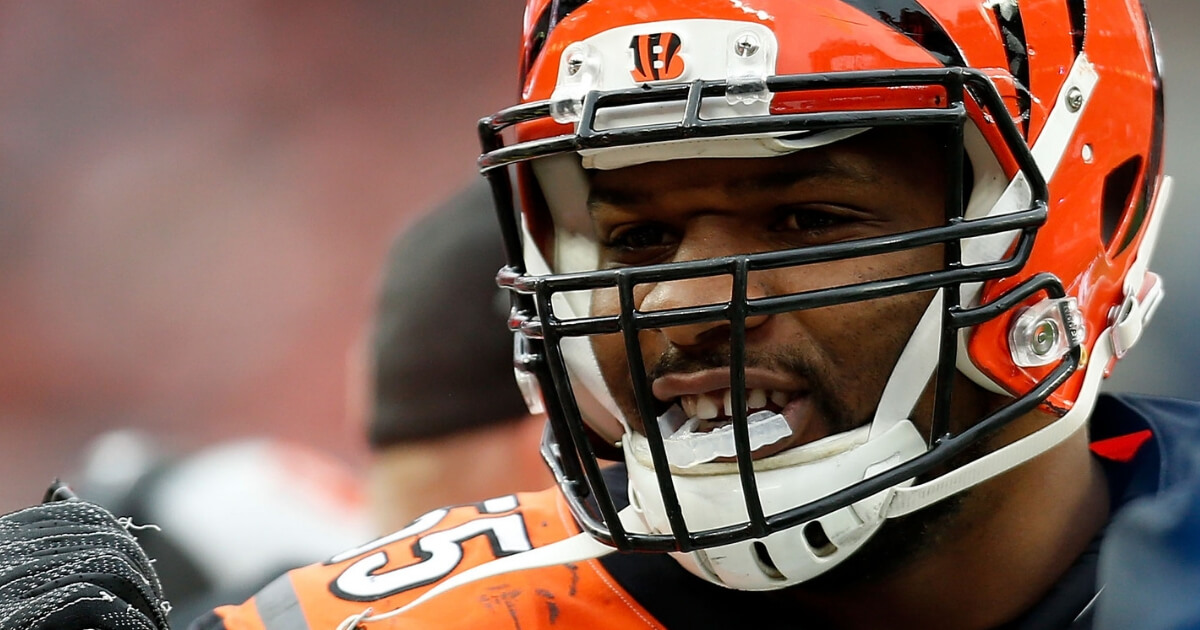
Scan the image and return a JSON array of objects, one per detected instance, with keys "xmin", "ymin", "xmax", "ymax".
[{"xmin": 1095, "ymin": 449, "xmax": 1200, "ymax": 629}]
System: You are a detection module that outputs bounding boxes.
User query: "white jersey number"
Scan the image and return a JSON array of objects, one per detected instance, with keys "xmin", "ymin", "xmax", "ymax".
[{"xmin": 332, "ymin": 497, "xmax": 531, "ymax": 600}]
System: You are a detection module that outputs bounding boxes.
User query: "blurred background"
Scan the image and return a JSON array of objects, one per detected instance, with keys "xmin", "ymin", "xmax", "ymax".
[
  {"xmin": 0, "ymin": 0, "xmax": 1197, "ymax": 514},
  {"xmin": 0, "ymin": 1, "xmax": 522, "ymax": 511}
]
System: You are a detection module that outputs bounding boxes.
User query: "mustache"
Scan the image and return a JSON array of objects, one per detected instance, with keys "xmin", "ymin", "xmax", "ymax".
[{"xmin": 645, "ymin": 345, "xmax": 819, "ymax": 384}]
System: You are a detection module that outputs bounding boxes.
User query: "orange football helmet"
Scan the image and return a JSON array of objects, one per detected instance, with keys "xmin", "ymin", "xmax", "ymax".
[{"xmin": 480, "ymin": 0, "xmax": 1168, "ymax": 589}]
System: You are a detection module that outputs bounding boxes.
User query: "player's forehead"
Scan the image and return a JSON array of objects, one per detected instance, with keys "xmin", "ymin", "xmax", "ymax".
[{"xmin": 585, "ymin": 126, "xmax": 948, "ymax": 211}]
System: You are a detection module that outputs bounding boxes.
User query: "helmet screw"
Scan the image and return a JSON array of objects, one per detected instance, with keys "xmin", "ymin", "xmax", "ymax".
[
  {"xmin": 1066, "ymin": 86, "xmax": 1084, "ymax": 112},
  {"xmin": 733, "ymin": 33, "xmax": 760, "ymax": 57},
  {"xmin": 1030, "ymin": 318, "xmax": 1060, "ymax": 356},
  {"xmin": 565, "ymin": 53, "xmax": 584, "ymax": 76}
]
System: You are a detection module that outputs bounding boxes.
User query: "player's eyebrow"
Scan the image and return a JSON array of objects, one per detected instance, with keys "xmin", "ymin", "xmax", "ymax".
[{"xmin": 586, "ymin": 162, "xmax": 877, "ymax": 212}]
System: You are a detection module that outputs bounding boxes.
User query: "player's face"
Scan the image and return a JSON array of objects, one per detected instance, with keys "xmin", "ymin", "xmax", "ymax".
[{"xmin": 583, "ymin": 127, "xmax": 979, "ymax": 451}]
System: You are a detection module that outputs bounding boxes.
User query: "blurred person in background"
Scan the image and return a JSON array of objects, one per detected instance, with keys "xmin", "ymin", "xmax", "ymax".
[
  {"xmin": 356, "ymin": 179, "xmax": 552, "ymax": 531},
  {"xmin": 58, "ymin": 179, "xmax": 548, "ymax": 626},
  {"xmin": 70, "ymin": 432, "xmax": 373, "ymax": 627}
]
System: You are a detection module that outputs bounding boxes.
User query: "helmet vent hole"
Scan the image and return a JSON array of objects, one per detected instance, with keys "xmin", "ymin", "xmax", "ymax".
[
  {"xmin": 1067, "ymin": 0, "xmax": 1087, "ymax": 56},
  {"xmin": 1100, "ymin": 156, "xmax": 1144, "ymax": 254},
  {"xmin": 802, "ymin": 521, "xmax": 838, "ymax": 558},
  {"xmin": 751, "ymin": 542, "xmax": 786, "ymax": 580},
  {"xmin": 692, "ymin": 549, "xmax": 724, "ymax": 583}
]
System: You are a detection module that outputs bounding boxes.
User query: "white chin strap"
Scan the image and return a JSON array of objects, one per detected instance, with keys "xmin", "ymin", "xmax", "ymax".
[
  {"xmin": 617, "ymin": 290, "xmax": 944, "ymax": 590},
  {"xmin": 625, "ymin": 419, "xmax": 926, "ymax": 590}
]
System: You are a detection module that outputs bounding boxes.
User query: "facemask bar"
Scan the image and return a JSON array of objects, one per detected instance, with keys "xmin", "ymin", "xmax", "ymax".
[{"xmin": 481, "ymin": 68, "xmax": 1070, "ymax": 553}]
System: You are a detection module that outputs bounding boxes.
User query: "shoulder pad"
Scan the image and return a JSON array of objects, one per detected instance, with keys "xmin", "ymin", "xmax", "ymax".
[{"xmin": 212, "ymin": 488, "xmax": 659, "ymax": 629}]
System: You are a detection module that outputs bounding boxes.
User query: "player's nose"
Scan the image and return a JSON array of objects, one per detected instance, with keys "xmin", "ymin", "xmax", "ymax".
[{"xmin": 639, "ymin": 272, "xmax": 770, "ymax": 348}]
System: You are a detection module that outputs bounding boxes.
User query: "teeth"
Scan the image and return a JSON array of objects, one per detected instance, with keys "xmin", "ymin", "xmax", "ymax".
[
  {"xmin": 674, "ymin": 389, "xmax": 793, "ymax": 421},
  {"xmin": 680, "ymin": 396, "xmax": 698, "ymax": 418},
  {"xmin": 748, "ymin": 388, "xmax": 767, "ymax": 410}
]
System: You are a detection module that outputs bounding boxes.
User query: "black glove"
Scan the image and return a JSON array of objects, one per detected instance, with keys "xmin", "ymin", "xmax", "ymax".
[{"xmin": 0, "ymin": 482, "xmax": 171, "ymax": 630}]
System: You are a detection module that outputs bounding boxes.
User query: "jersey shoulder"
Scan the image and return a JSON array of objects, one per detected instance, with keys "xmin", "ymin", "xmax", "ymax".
[{"xmin": 209, "ymin": 487, "xmax": 662, "ymax": 630}]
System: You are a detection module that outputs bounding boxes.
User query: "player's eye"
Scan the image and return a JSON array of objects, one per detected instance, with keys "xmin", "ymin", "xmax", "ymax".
[
  {"xmin": 601, "ymin": 223, "xmax": 677, "ymax": 265},
  {"xmin": 771, "ymin": 206, "xmax": 855, "ymax": 241}
]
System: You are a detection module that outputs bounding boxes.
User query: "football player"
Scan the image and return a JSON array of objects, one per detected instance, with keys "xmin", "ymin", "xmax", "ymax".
[
  {"xmin": 201, "ymin": 1, "xmax": 1181, "ymax": 628},
  {"xmin": 1, "ymin": 1, "xmax": 1189, "ymax": 629}
]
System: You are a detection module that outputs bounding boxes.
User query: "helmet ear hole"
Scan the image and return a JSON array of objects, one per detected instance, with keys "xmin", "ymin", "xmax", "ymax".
[
  {"xmin": 751, "ymin": 542, "xmax": 787, "ymax": 580},
  {"xmin": 1101, "ymin": 156, "xmax": 1144, "ymax": 254},
  {"xmin": 802, "ymin": 521, "xmax": 838, "ymax": 558}
]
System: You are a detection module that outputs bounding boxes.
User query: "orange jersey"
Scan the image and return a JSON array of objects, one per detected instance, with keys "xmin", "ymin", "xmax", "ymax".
[{"xmin": 206, "ymin": 487, "xmax": 664, "ymax": 630}]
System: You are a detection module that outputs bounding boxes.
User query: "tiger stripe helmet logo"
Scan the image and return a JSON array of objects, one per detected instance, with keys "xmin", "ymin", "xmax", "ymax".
[{"xmin": 629, "ymin": 32, "xmax": 683, "ymax": 82}]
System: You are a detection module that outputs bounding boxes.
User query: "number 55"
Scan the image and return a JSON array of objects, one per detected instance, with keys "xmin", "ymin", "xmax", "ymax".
[{"xmin": 332, "ymin": 499, "xmax": 532, "ymax": 600}]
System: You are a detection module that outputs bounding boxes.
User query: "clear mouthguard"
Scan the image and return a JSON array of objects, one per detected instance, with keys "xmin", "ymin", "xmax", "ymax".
[{"xmin": 657, "ymin": 405, "xmax": 793, "ymax": 469}]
